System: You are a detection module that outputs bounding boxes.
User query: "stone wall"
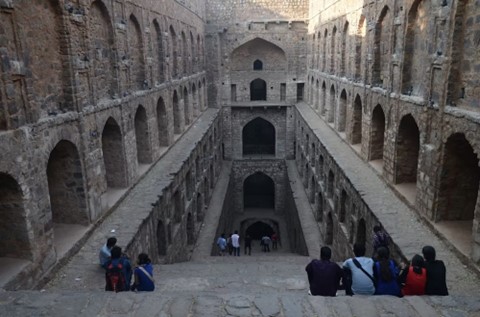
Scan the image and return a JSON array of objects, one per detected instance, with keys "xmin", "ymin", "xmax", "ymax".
[
  {"xmin": 306, "ymin": 0, "xmax": 480, "ymax": 263},
  {"xmin": 221, "ymin": 106, "xmax": 295, "ymax": 160},
  {"xmin": 205, "ymin": 0, "xmax": 308, "ymax": 108},
  {"xmin": 212, "ymin": 159, "xmax": 308, "ymax": 255},
  {"xmin": 295, "ymin": 109, "xmax": 405, "ymax": 262},
  {"xmin": 0, "ymin": 0, "xmax": 212, "ymax": 289}
]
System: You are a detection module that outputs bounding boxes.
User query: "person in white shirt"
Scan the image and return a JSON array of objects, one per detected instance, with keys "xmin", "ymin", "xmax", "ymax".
[
  {"xmin": 342, "ymin": 243, "xmax": 375, "ymax": 295},
  {"xmin": 231, "ymin": 231, "xmax": 240, "ymax": 256},
  {"xmin": 99, "ymin": 237, "xmax": 117, "ymax": 268}
]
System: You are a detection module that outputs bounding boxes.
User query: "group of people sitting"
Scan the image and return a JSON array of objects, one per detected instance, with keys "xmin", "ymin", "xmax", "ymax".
[
  {"xmin": 99, "ymin": 237, "xmax": 155, "ymax": 292},
  {"xmin": 306, "ymin": 243, "xmax": 448, "ymax": 297}
]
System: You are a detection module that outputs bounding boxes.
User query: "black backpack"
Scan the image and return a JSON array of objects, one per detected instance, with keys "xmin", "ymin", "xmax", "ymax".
[{"xmin": 105, "ymin": 261, "xmax": 126, "ymax": 292}]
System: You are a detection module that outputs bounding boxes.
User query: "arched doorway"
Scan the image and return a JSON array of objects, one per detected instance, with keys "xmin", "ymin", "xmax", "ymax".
[
  {"xmin": 356, "ymin": 218, "xmax": 366, "ymax": 245},
  {"xmin": 250, "ymin": 78, "xmax": 267, "ymax": 101},
  {"xmin": 0, "ymin": 173, "xmax": 31, "ymax": 260},
  {"xmin": 242, "ymin": 117, "xmax": 275, "ymax": 156},
  {"xmin": 157, "ymin": 97, "xmax": 168, "ymax": 147},
  {"xmin": 186, "ymin": 212, "xmax": 194, "ymax": 245},
  {"xmin": 243, "ymin": 172, "xmax": 275, "ymax": 209},
  {"xmin": 157, "ymin": 220, "xmax": 166, "ymax": 256},
  {"xmin": 370, "ymin": 105, "xmax": 386, "ymax": 161},
  {"xmin": 325, "ymin": 212, "xmax": 333, "ymax": 244},
  {"xmin": 351, "ymin": 95, "xmax": 363, "ymax": 145},
  {"xmin": 245, "ymin": 221, "xmax": 275, "ymax": 240},
  {"xmin": 102, "ymin": 117, "xmax": 127, "ymax": 188},
  {"xmin": 134, "ymin": 105, "xmax": 151, "ymax": 164},
  {"xmin": 437, "ymin": 133, "xmax": 479, "ymax": 222},
  {"xmin": 173, "ymin": 90, "xmax": 181, "ymax": 135},
  {"xmin": 47, "ymin": 140, "xmax": 88, "ymax": 225},
  {"xmin": 395, "ymin": 114, "xmax": 420, "ymax": 184}
]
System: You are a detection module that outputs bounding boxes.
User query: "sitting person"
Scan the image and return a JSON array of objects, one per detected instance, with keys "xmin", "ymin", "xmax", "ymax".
[
  {"xmin": 305, "ymin": 246, "xmax": 343, "ymax": 296},
  {"xmin": 105, "ymin": 246, "xmax": 132, "ymax": 292},
  {"xmin": 131, "ymin": 253, "xmax": 155, "ymax": 292},
  {"xmin": 422, "ymin": 246, "xmax": 449, "ymax": 295},
  {"xmin": 398, "ymin": 254, "xmax": 426, "ymax": 296},
  {"xmin": 343, "ymin": 243, "xmax": 375, "ymax": 295},
  {"xmin": 372, "ymin": 247, "xmax": 400, "ymax": 296},
  {"xmin": 99, "ymin": 237, "xmax": 117, "ymax": 268}
]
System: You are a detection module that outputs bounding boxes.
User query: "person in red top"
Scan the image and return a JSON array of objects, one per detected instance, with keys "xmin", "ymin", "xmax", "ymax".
[
  {"xmin": 398, "ymin": 254, "xmax": 426, "ymax": 296},
  {"xmin": 271, "ymin": 232, "xmax": 278, "ymax": 250}
]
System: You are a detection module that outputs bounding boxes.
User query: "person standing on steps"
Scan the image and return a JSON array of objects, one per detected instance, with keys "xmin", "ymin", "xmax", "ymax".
[
  {"xmin": 271, "ymin": 232, "xmax": 278, "ymax": 251},
  {"xmin": 244, "ymin": 235, "xmax": 252, "ymax": 255},
  {"xmin": 261, "ymin": 234, "xmax": 271, "ymax": 252},
  {"xmin": 216, "ymin": 233, "xmax": 227, "ymax": 256},
  {"xmin": 227, "ymin": 233, "xmax": 233, "ymax": 255},
  {"xmin": 231, "ymin": 230, "xmax": 240, "ymax": 256}
]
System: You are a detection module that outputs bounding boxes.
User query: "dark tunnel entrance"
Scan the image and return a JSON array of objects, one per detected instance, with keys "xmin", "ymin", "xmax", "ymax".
[{"xmin": 245, "ymin": 221, "xmax": 274, "ymax": 240}]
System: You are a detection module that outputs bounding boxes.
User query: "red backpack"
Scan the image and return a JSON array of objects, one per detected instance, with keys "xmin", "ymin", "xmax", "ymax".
[{"xmin": 105, "ymin": 261, "xmax": 126, "ymax": 292}]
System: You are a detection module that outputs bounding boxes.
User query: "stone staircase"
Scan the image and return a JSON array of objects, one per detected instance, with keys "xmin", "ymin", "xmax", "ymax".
[{"xmin": 1, "ymin": 253, "xmax": 478, "ymax": 316}]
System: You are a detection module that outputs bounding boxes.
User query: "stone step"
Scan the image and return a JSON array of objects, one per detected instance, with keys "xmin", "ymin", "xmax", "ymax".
[{"xmin": 0, "ymin": 290, "xmax": 477, "ymax": 317}]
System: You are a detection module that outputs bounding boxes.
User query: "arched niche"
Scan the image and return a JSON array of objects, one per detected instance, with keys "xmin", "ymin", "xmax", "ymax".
[
  {"xmin": 243, "ymin": 172, "xmax": 275, "ymax": 209},
  {"xmin": 230, "ymin": 38, "xmax": 287, "ymax": 71},
  {"xmin": 242, "ymin": 117, "xmax": 275, "ymax": 156},
  {"xmin": 250, "ymin": 78, "xmax": 267, "ymax": 101}
]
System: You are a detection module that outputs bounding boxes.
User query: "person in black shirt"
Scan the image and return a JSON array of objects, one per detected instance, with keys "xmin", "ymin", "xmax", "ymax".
[
  {"xmin": 422, "ymin": 245, "xmax": 448, "ymax": 296},
  {"xmin": 244, "ymin": 235, "xmax": 252, "ymax": 255},
  {"xmin": 305, "ymin": 246, "xmax": 343, "ymax": 296}
]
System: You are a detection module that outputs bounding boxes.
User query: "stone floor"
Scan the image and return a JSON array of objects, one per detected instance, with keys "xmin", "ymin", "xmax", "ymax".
[{"xmin": 2, "ymin": 254, "xmax": 480, "ymax": 316}]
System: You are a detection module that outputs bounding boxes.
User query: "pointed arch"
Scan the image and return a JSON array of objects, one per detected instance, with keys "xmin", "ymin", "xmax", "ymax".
[
  {"xmin": 373, "ymin": 6, "xmax": 391, "ymax": 87},
  {"xmin": 338, "ymin": 90, "xmax": 347, "ymax": 132},
  {"xmin": 355, "ymin": 16, "xmax": 366, "ymax": 80},
  {"xmin": 250, "ymin": 78, "xmax": 267, "ymax": 101},
  {"xmin": 157, "ymin": 97, "xmax": 168, "ymax": 147},
  {"xmin": 173, "ymin": 90, "xmax": 182, "ymax": 134},
  {"xmin": 134, "ymin": 105, "xmax": 151, "ymax": 164},
  {"xmin": 328, "ymin": 85, "xmax": 336, "ymax": 123},
  {"xmin": 341, "ymin": 21, "xmax": 349, "ymax": 77},
  {"xmin": 351, "ymin": 94, "xmax": 363, "ymax": 144},
  {"xmin": 356, "ymin": 218, "xmax": 366, "ymax": 245},
  {"xmin": 0, "ymin": 174, "xmax": 31, "ymax": 260},
  {"xmin": 326, "ymin": 212, "xmax": 334, "ymax": 244},
  {"xmin": 47, "ymin": 140, "xmax": 88, "ymax": 226},
  {"xmin": 186, "ymin": 212, "xmax": 194, "ymax": 245},
  {"xmin": 437, "ymin": 133, "xmax": 479, "ymax": 221},
  {"xmin": 157, "ymin": 220, "xmax": 166, "ymax": 256},
  {"xmin": 153, "ymin": 19, "xmax": 165, "ymax": 84},
  {"xmin": 128, "ymin": 14, "xmax": 145, "ymax": 90},
  {"xmin": 181, "ymin": 31, "xmax": 187, "ymax": 75},
  {"xmin": 243, "ymin": 172, "xmax": 275, "ymax": 209},
  {"xmin": 320, "ymin": 82, "xmax": 327, "ymax": 116},
  {"xmin": 331, "ymin": 26, "xmax": 337, "ymax": 73},
  {"xmin": 183, "ymin": 86, "xmax": 190, "ymax": 126},
  {"xmin": 102, "ymin": 117, "xmax": 127, "ymax": 188},
  {"xmin": 402, "ymin": 0, "xmax": 430, "ymax": 97},
  {"xmin": 243, "ymin": 117, "xmax": 275, "ymax": 155},
  {"xmin": 170, "ymin": 25, "xmax": 178, "ymax": 78},
  {"xmin": 395, "ymin": 114, "xmax": 420, "ymax": 184},
  {"xmin": 370, "ymin": 105, "xmax": 386, "ymax": 161}
]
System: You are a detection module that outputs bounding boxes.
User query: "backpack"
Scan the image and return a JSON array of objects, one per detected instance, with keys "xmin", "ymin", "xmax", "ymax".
[{"xmin": 105, "ymin": 261, "xmax": 126, "ymax": 292}]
